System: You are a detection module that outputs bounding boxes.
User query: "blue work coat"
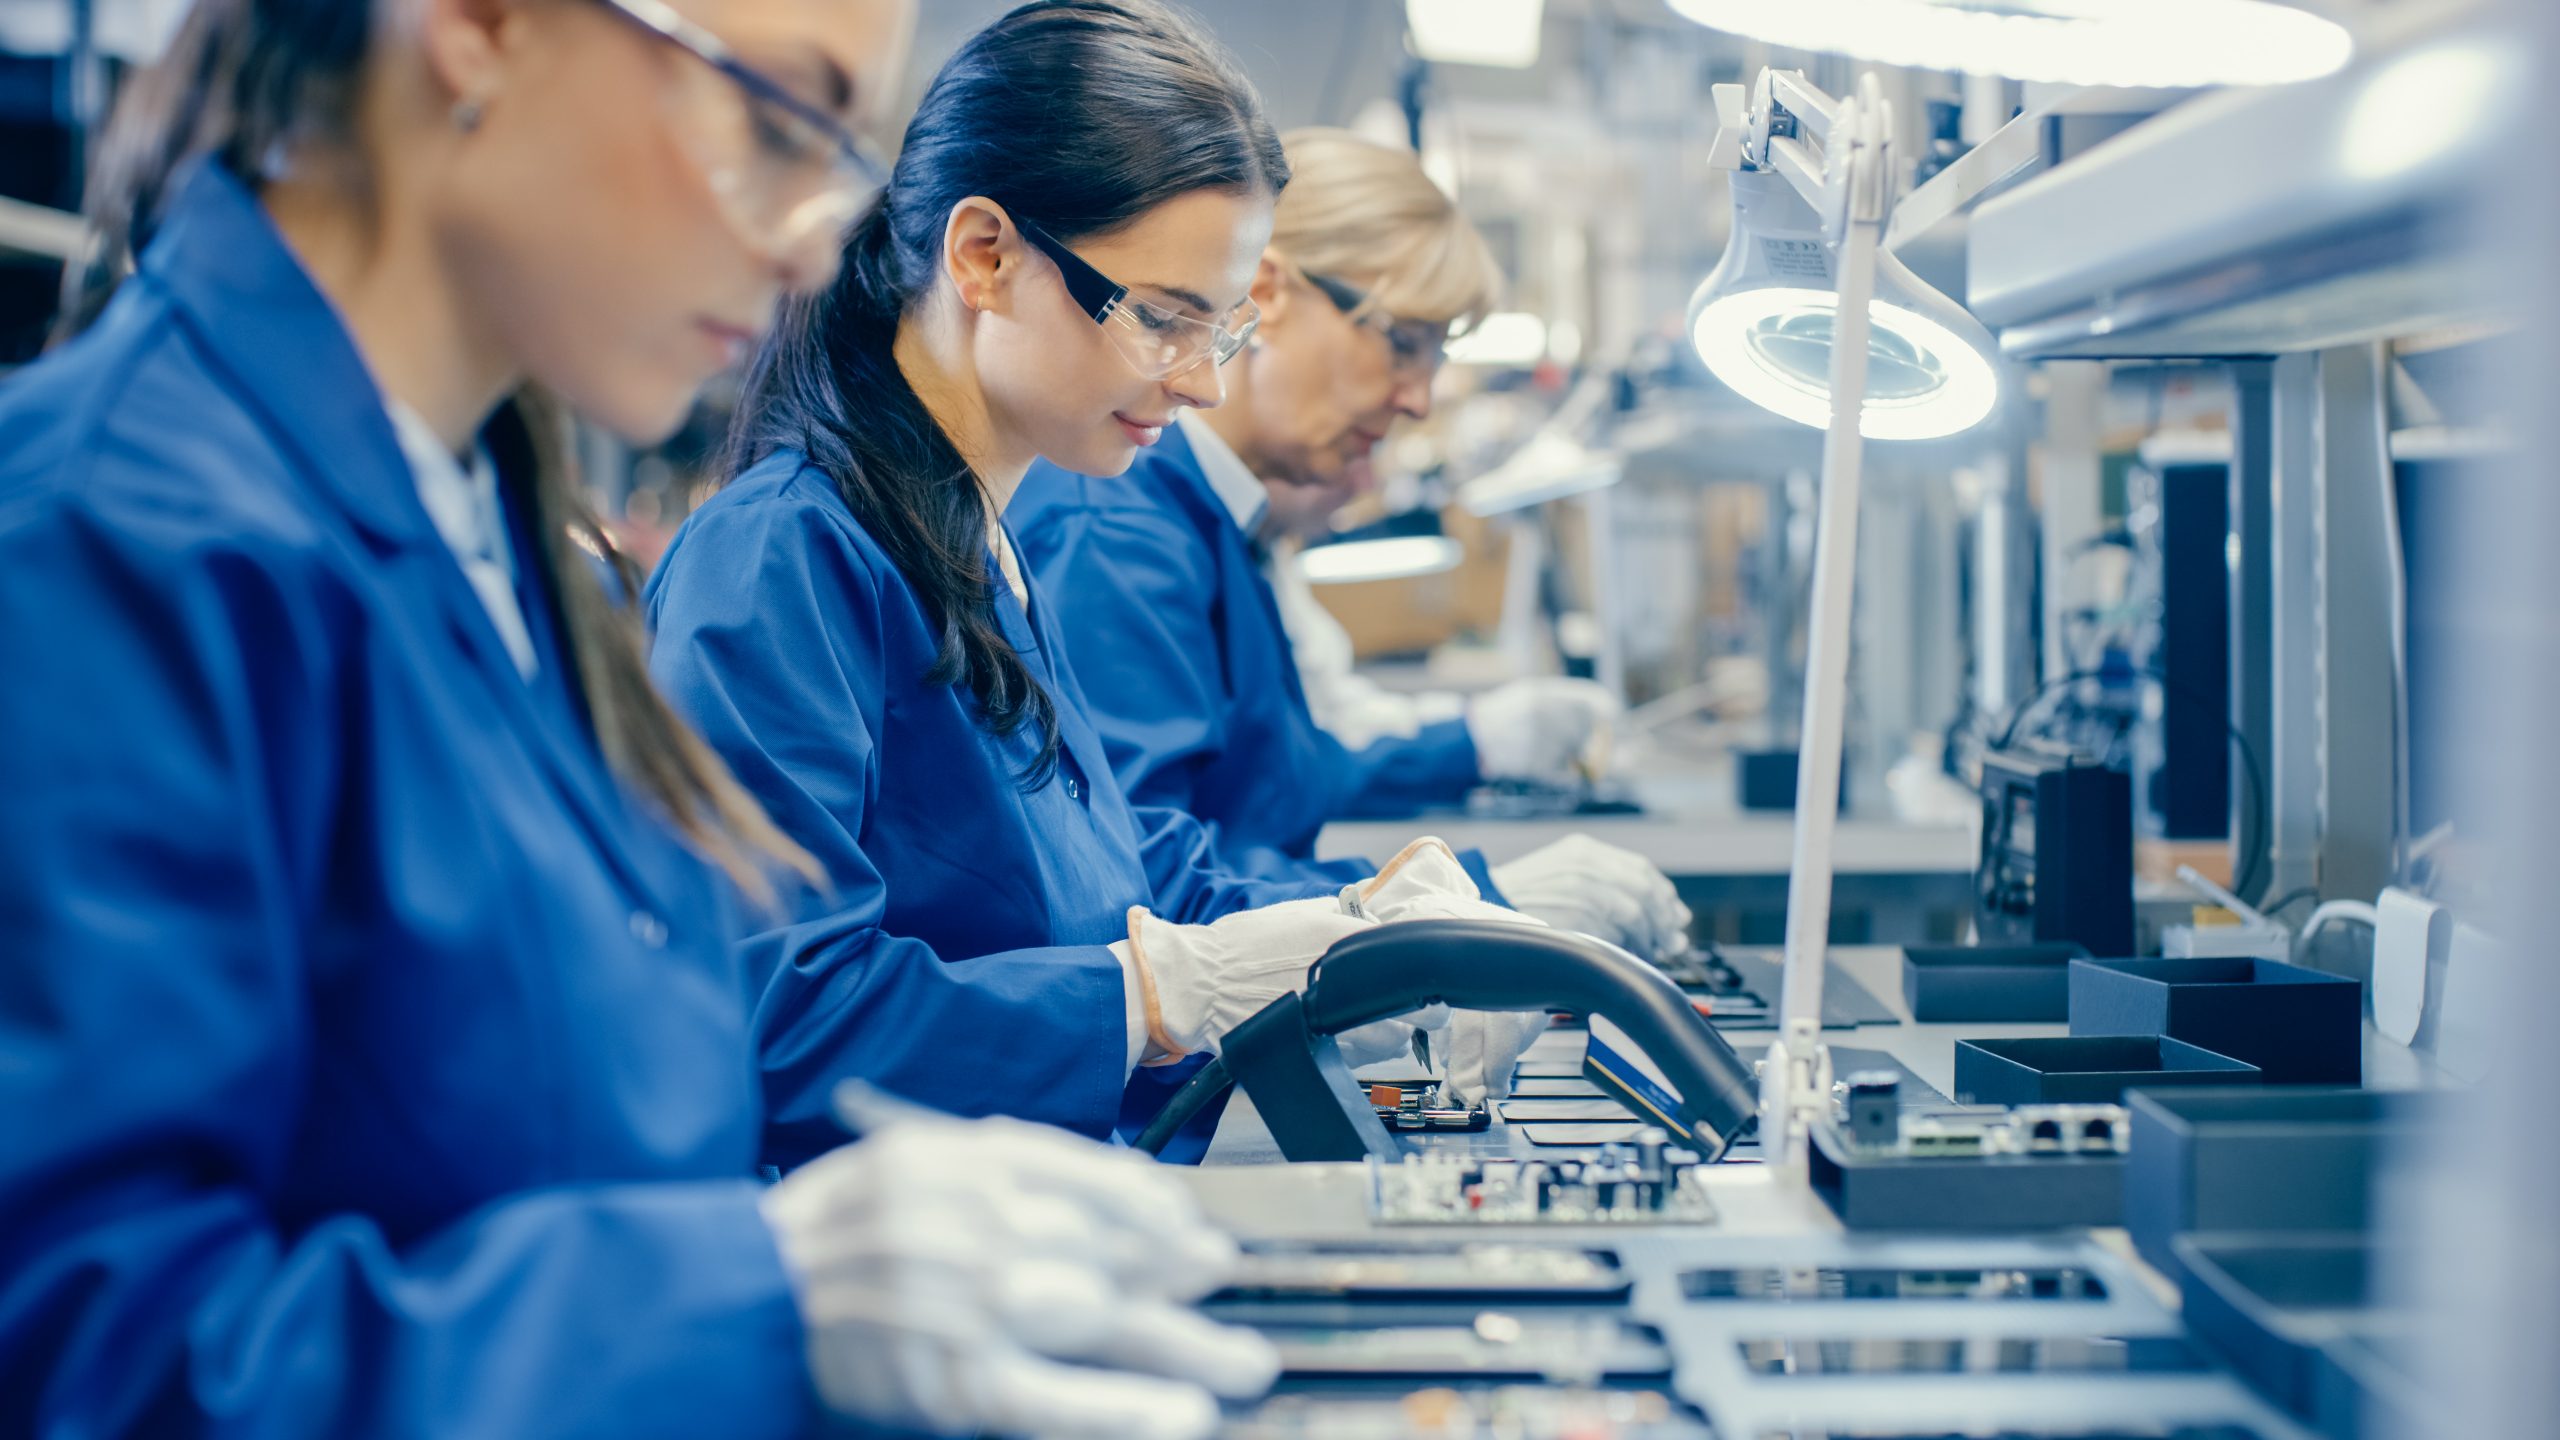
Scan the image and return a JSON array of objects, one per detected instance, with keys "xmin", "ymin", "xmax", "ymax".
[
  {"xmin": 0, "ymin": 166, "xmax": 814, "ymax": 1438},
  {"xmin": 1013, "ymin": 425, "xmax": 1490, "ymax": 883},
  {"xmin": 644, "ymin": 455, "xmax": 1333, "ymax": 1167}
]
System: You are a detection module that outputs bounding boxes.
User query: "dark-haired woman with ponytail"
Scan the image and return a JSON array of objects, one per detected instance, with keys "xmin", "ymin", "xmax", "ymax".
[
  {"xmin": 0, "ymin": 1, "xmax": 1287, "ymax": 1436},
  {"xmin": 647, "ymin": 0, "xmax": 1506, "ymax": 1163}
]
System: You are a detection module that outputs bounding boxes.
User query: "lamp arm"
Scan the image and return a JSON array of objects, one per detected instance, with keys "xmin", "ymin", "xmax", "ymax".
[{"xmin": 1759, "ymin": 72, "xmax": 1897, "ymax": 1174}]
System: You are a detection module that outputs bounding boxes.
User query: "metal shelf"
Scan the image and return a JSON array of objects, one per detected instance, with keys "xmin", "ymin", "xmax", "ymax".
[{"xmin": 1967, "ymin": 5, "xmax": 2523, "ymax": 361}]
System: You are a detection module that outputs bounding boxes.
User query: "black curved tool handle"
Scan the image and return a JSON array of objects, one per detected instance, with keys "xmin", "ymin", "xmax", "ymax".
[{"xmin": 1298, "ymin": 919, "xmax": 1758, "ymax": 1148}]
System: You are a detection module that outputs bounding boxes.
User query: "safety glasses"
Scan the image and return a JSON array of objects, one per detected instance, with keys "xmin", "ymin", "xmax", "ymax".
[
  {"xmin": 1302, "ymin": 269, "xmax": 1450, "ymax": 382},
  {"xmin": 1015, "ymin": 218, "xmax": 1261, "ymax": 382},
  {"xmin": 591, "ymin": 0, "xmax": 893, "ymax": 267}
]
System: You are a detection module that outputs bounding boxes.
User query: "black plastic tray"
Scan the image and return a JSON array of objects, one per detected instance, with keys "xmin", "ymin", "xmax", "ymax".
[
  {"xmin": 2070, "ymin": 957, "xmax": 2363, "ymax": 1084},
  {"xmin": 2124, "ymin": 1089, "xmax": 2433, "ymax": 1284},
  {"xmin": 1807, "ymin": 1121, "xmax": 2123, "ymax": 1231},
  {"xmin": 1953, "ymin": 1035, "xmax": 2260, "ymax": 1106},
  {"xmin": 1903, "ymin": 943, "xmax": 2093, "ymax": 1022},
  {"xmin": 2172, "ymin": 1234, "xmax": 2414, "ymax": 1423}
]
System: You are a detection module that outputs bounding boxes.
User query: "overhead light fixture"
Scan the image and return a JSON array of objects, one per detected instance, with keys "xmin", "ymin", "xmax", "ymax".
[
  {"xmin": 1689, "ymin": 170, "xmax": 1999, "ymax": 441},
  {"xmin": 1444, "ymin": 311, "xmax": 1551, "ymax": 369},
  {"xmin": 1299, "ymin": 535, "xmax": 1465, "ymax": 586},
  {"xmin": 1665, "ymin": 0, "xmax": 2353, "ymax": 88},
  {"xmin": 1406, "ymin": 0, "xmax": 1545, "ymax": 70}
]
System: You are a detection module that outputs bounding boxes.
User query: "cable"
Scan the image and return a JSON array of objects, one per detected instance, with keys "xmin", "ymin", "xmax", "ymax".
[
  {"xmin": 1131, "ymin": 1054, "xmax": 1232, "ymax": 1156},
  {"xmin": 2293, "ymin": 899, "xmax": 2379, "ymax": 967},
  {"xmin": 2257, "ymin": 887, "xmax": 2321, "ymax": 920},
  {"xmin": 1993, "ymin": 667, "xmax": 2273, "ymax": 903}
]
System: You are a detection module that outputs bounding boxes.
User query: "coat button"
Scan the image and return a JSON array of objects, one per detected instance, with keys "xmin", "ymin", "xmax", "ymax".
[{"xmin": 629, "ymin": 910, "xmax": 668, "ymax": 949}]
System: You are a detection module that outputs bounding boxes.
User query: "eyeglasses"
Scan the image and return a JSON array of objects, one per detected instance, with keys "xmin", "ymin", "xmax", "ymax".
[
  {"xmin": 1014, "ymin": 218, "xmax": 1262, "ymax": 382},
  {"xmin": 591, "ymin": 0, "xmax": 893, "ymax": 265},
  {"xmin": 1301, "ymin": 269, "xmax": 1450, "ymax": 381}
]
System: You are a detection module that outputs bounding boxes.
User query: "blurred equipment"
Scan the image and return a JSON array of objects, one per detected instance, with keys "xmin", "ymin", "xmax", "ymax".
[{"xmin": 1975, "ymin": 742, "xmax": 2137, "ymax": 958}]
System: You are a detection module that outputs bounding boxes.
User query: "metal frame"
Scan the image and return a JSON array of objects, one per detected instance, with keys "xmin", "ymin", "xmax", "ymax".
[
  {"xmin": 2312, "ymin": 343, "xmax": 2405, "ymax": 908},
  {"xmin": 2229, "ymin": 361, "xmax": 2277, "ymax": 896}
]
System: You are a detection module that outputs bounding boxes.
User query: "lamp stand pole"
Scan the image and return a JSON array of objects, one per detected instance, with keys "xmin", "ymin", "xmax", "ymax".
[{"xmin": 1756, "ymin": 74, "xmax": 1896, "ymax": 1173}]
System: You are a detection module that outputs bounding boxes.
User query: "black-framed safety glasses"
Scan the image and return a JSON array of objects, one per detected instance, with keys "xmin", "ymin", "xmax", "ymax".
[
  {"xmin": 1301, "ymin": 268, "xmax": 1450, "ymax": 381},
  {"xmin": 590, "ymin": 0, "xmax": 894, "ymax": 262},
  {"xmin": 1015, "ymin": 218, "xmax": 1262, "ymax": 382}
]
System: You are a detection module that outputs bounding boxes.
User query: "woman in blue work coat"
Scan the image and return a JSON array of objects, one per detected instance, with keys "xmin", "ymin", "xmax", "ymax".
[
  {"xmin": 0, "ymin": 2, "xmax": 1283, "ymax": 1436},
  {"xmin": 1011, "ymin": 129, "xmax": 1696, "ymax": 958},
  {"xmin": 646, "ymin": 3, "xmax": 1505, "ymax": 1163}
]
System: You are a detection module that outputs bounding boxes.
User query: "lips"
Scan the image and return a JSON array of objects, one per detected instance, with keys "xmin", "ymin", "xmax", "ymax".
[
  {"xmin": 696, "ymin": 318, "xmax": 765, "ymax": 369},
  {"xmin": 1115, "ymin": 412, "xmax": 1169, "ymax": 448}
]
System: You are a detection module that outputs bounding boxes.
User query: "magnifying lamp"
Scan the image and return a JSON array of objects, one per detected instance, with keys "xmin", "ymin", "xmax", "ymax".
[{"xmin": 1690, "ymin": 170, "xmax": 2000, "ymax": 442}]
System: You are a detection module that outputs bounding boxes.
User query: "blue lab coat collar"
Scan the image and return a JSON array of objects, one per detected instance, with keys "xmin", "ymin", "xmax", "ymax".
[
  {"xmin": 141, "ymin": 164, "xmax": 435, "ymax": 557},
  {"xmin": 142, "ymin": 163, "xmax": 682, "ymax": 920}
]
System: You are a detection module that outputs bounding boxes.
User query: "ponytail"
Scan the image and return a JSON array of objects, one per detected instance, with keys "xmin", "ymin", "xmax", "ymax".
[
  {"xmin": 732, "ymin": 0, "xmax": 1290, "ymax": 790},
  {"xmin": 732, "ymin": 209, "xmax": 1066, "ymax": 788}
]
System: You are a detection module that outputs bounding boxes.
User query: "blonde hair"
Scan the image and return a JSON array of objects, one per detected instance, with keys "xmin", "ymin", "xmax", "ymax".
[{"xmin": 1271, "ymin": 127, "xmax": 1502, "ymax": 332}]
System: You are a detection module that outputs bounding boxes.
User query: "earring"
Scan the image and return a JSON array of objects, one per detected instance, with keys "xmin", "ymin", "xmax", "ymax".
[{"xmin": 452, "ymin": 95, "xmax": 488, "ymax": 134}]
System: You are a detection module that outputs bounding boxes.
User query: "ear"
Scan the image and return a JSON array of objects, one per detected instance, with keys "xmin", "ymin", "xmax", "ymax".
[
  {"xmin": 1249, "ymin": 252, "xmax": 1291, "ymax": 327},
  {"xmin": 942, "ymin": 197, "xmax": 1015, "ymax": 314},
  {"xmin": 418, "ymin": 0, "xmax": 516, "ymax": 111}
]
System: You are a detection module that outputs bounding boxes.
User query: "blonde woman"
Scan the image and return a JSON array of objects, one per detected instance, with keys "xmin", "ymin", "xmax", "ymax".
[{"xmin": 1012, "ymin": 129, "xmax": 1693, "ymax": 975}]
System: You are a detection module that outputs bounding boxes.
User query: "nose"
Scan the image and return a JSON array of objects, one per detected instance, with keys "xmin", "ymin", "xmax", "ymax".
[
  {"xmin": 1167, "ymin": 349, "xmax": 1227, "ymax": 411},
  {"xmin": 1390, "ymin": 367, "xmax": 1435, "ymax": 421}
]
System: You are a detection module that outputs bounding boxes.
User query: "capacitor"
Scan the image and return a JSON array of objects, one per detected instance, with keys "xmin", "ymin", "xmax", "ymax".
[{"xmin": 1634, "ymin": 1127, "xmax": 1668, "ymax": 1179}]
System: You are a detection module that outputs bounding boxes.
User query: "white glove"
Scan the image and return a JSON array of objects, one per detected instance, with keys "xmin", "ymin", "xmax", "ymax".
[
  {"xmin": 1117, "ymin": 898, "xmax": 1375, "ymax": 1059},
  {"xmin": 1491, "ymin": 834, "xmax": 1693, "ymax": 959},
  {"xmin": 762, "ymin": 1091, "xmax": 1278, "ymax": 1440},
  {"xmin": 1348, "ymin": 838, "xmax": 1555, "ymax": 1107},
  {"xmin": 1465, "ymin": 677, "xmax": 1620, "ymax": 782}
]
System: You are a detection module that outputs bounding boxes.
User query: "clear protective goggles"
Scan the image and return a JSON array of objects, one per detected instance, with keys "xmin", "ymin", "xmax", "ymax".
[
  {"xmin": 593, "ymin": 0, "xmax": 893, "ymax": 270},
  {"xmin": 1301, "ymin": 268, "xmax": 1450, "ymax": 382},
  {"xmin": 1016, "ymin": 218, "xmax": 1261, "ymax": 382}
]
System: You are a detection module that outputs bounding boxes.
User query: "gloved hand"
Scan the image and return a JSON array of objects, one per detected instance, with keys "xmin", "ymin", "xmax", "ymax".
[
  {"xmin": 762, "ymin": 1090, "xmax": 1278, "ymax": 1440},
  {"xmin": 1349, "ymin": 838, "xmax": 1556, "ymax": 1107},
  {"xmin": 1465, "ymin": 677, "xmax": 1620, "ymax": 782},
  {"xmin": 1117, "ymin": 897, "xmax": 1375, "ymax": 1060},
  {"xmin": 1491, "ymin": 834, "xmax": 1693, "ymax": 959}
]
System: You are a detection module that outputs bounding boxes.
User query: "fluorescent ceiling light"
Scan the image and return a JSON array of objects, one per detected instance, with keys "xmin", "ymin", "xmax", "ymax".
[
  {"xmin": 1299, "ymin": 535, "xmax": 1466, "ymax": 586},
  {"xmin": 1688, "ymin": 171, "xmax": 1999, "ymax": 442},
  {"xmin": 1444, "ymin": 311, "xmax": 1550, "ymax": 369},
  {"xmin": 1406, "ymin": 0, "xmax": 1545, "ymax": 70},
  {"xmin": 1665, "ymin": 0, "xmax": 2354, "ymax": 88}
]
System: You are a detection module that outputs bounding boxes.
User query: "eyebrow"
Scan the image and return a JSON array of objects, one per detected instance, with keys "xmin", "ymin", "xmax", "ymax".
[
  {"xmin": 753, "ymin": 43, "xmax": 857, "ymax": 116},
  {"xmin": 1134, "ymin": 282, "xmax": 1227, "ymax": 317}
]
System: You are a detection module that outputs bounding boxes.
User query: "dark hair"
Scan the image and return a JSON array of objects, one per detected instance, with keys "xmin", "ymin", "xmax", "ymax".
[
  {"xmin": 59, "ymin": 0, "xmax": 818, "ymax": 903},
  {"xmin": 729, "ymin": 0, "xmax": 1288, "ymax": 789}
]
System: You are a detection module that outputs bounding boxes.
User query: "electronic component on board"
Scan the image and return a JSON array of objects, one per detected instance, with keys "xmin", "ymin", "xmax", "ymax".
[
  {"xmin": 1681, "ymin": 1266, "xmax": 2110, "ymax": 1303},
  {"xmin": 1368, "ymin": 1131, "xmax": 1718, "ymax": 1225},
  {"xmin": 1226, "ymin": 1385, "xmax": 1713, "ymax": 1439}
]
